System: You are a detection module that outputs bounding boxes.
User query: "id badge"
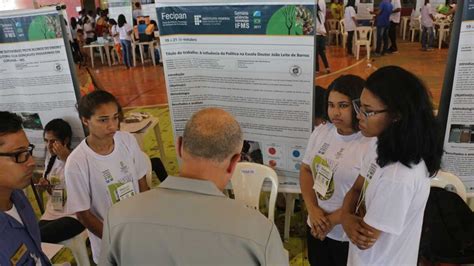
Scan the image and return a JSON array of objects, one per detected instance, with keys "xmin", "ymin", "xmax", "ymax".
[
  {"xmin": 51, "ymin": 189, "xmax": 64, "ymax": 211},
  {"xmin": 312, "ymin": 163, "xmax": 333, "ymax": 196},
  {"xmin": 116, "ymin": 182, "xmax": 136, "ymax": 201}
]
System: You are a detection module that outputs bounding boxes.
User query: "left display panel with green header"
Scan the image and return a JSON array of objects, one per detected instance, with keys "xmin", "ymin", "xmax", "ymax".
[{"xmin": 0, "ymin": 7, "xmax": 85, "ymax": 164}]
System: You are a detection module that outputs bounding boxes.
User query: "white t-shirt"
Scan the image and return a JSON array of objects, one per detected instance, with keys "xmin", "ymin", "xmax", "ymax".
[
  {"xmin": 344, "ymin": 6, "xmax": 357, "ymax": 32},
  {"xmin": 40, "ymin": 154, "xmax": 77, "ymax": 221},
  {"xmin": 65, "ymin": 131, "xmax": 147, "ymax": 263},
  {"xmin": 390, "ymin": 0, "xmax": 402, "ymax": 23},
  {"xmin": 348, "ymin": 144, "xmax": 431, "ymax": 265},
  {"xmin": 111, "ymin": 25, "xmax": 121, "ymax": 44},
  {"xmin": 70, "ymin": 26, "xmax": 78, "ymax": 40},
  {"xmin": 83, "ymin": 22, "xmax": 95, "ymax": 38},
  {"xmin": 421, "ymin": 4, "xmax": 434, "ymax": 27},
  {"xmin": 302, "ymin": 123, "xmax": 376, "ymax": 241},
  {"xmin": 316, "ymin": 0, "xmax": 327, "ymax": 35},
  {"xmin": 118, "ymin": 23, "xmax": 132, "ymax": 41},
  {"xmin": 5, "ymin": 204, "xmax": 23, "ymax": 225},
  {"xmin": 87, "ymin": 15, "xmax": 94, "ymax": 24}
]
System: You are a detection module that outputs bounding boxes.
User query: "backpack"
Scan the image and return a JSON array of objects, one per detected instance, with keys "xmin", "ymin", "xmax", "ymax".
[{"xmin": 419, "ymin": 187, "xmax": 474, "ymax": 264}]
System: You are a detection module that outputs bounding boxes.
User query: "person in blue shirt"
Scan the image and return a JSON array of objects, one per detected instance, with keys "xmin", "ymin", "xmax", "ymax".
[
  {"xmin": 0, "ymin": 111, "xmax": 51, "ymax": 265},
  {"xmin": 371, "ymin": 0, "xmax": 393, "ymax": 56}
]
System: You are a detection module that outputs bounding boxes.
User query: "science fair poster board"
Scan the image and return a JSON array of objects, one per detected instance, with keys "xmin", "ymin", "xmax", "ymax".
[
  {"xmin": 356, "ymin": 0, "xmax": 374, "ymax": 20},
  {"xmin": 142, "ymin": 3, "xmax": 159, "ymax": 23},
  {"xmin": 0, "ymin": 7, "xmax": 84, "ymax": 161},
  {"xmin": 438, "ymin": 0, "xmax": 474, "ymax": 194},
  {"xmin": 157, "ymin": 0, "xmax": 315, "ymax": 178},
  {"xmin": 109, "ymin": 0, "xmax": 133, "ymax": 26}
]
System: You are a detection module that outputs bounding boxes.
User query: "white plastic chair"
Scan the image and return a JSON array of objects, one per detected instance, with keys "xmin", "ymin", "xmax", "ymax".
[
  {"xmin": 436, "ymin": 21, "xmax": 450, "ymax": 49},
  {"xmin": 354, "ymin": 26, "xmax": 372, "ymax": 60},
  {"xmin": 58, "ymin": 231, "xmax": 90, "ymax": 266},
  {"xmin": 154, "ymin": 30, "xmax": 163, "ymax": 64},
  {"xmin": 231, "ymin": 162, "xmax": 279, "ymax": 221},
  {"xmin": 431, "ymin": 170, "xmax": 467, "ymax": 202},
  {"xmin": 137, "ymin": 40, "xmax": 157, "ymax": 66},
  {"xmin": 131, "ymin": 34, "xmax": 139, "ymax": 67},
  {"xmin": 142, "ymin": 151, "xmax": 153, "ymax": 188},
  {"xmin": 326, "ymin": 19, "xmax": 341, "ymax": 46},
  {"xmin": 410, "ymin": 17, "xmax": 422, "ymax": 42},
  {"xmin": 339, "ymin": 19, "xmax": 348, "ymax": 50}
]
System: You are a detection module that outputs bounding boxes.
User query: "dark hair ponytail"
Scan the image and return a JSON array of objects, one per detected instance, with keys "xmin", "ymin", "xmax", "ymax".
[{"xmin": 118, "ymin": 14, "xmax": 126, "ymax": 28}]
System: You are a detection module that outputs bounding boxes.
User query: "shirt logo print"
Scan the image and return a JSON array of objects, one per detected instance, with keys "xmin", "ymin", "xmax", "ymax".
[
  {"xmin": 318, "ymin": 143, "xmax": 330, "ymax": 155},
  {"xmin": 335, "ymin": 148, "xmax": 344, "ymax": 159},
  {"xmin": 102, "ymin": 169, "xmax": 113, "ymax": 183},
  {"xmin": 120, "ymin": 161, "xmax": 129, "ymax": 174},
  {"xmin": 367, "ymin": 163, "xmax": 378, "ymax": 180}
]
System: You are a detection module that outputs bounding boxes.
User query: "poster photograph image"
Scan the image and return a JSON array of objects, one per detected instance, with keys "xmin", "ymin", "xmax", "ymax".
[{"xmin": 157, "ymin": 1, "xmax": 315, "ymax": 178}]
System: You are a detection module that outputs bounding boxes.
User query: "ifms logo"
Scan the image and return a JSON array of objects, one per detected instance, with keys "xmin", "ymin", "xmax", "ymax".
[
  {"xmin": 194, "ymin": 15, "xmax": 202, "ymax": 25},
  {"xmin": 161, "ymin": 12, "xmax": 187, "ymax": 21}
]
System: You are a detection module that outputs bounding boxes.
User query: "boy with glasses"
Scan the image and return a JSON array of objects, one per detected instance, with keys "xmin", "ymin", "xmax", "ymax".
[{"xmin": 0, "ymin": 111, "xmax": 51, "ymax": 265}]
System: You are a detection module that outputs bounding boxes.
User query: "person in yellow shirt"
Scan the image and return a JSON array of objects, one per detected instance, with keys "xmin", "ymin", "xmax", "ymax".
[{"xmin": 330, "ymin": 0, "xmax": 344, "ymax": 20}]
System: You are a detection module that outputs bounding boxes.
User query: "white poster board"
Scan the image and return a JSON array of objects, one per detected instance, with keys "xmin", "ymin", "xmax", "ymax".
[
  {"xmin": 440, "ymin": 0, "xmax": 474, "ymax": 194},
  {"xmin": 356, "ymin": 0, "xmax": 374, "ymax": 20},
  {"xmin": 157, "ymin": 0, "xmax": 315, "ymax": 178},
  {"xmin": 141, "ymin": 3, "xmax": 158, "ymax": 23},
  {"xmin": 0, "ymin": 7, "xmax": 84, "ymax": 162},
  {"xmin": 108, "ymin": 0, "xmax": 133, "ymax": 25}
]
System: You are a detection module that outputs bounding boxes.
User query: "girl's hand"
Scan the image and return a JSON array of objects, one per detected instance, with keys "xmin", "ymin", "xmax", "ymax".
[
  {"xmin": 308, "ymin": 206, "xmax": 330, "ymax": 239},
  {"xmin": 341, "ymin": 213, "xmax": 377, "ymax": 249},
  {"xmin": 52, "ymin": 142, "xmax": 70, "ymax": 161}
]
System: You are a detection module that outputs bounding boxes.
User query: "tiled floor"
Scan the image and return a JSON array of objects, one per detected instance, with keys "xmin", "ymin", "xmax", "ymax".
[
  {"xmin": 86, "ymin": 38, "xmax": 448, "ymax": 109},
  {"xmin": 87, "ymin": 63, "xmax": 169, "ymax": 106}
]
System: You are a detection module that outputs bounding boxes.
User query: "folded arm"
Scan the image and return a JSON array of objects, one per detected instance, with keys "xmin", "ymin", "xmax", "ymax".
[{"xmin": 341, "ymin": 175, "xmax": 381, "ymax": 249}]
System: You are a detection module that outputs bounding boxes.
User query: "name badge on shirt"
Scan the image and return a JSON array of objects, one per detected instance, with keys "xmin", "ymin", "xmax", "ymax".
[
  {"xmin": 51, "ymin": 188, "xmax": 65, "ymax": 211},
  {"xmin": 116, "ymin": 181, "xmax": 136, "ymax": 201},
  {"xmin": 10, "ymin": 243, "xmax": 27, "ymax": 265},
  {"xmin": 313, "ymin": 163, "xmax": 333, "ymax": 196}
]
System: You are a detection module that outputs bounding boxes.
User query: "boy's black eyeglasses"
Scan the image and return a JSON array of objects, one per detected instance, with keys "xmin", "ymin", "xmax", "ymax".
[{"xmin": 0, "ymin": 144, "xmax": 35, "ymax": 163}]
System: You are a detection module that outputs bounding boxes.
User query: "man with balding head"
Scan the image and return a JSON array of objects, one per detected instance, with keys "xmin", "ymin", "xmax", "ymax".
[{"xmin": 99, "ymin": 108, "xmax": 288, "ymax": 265}]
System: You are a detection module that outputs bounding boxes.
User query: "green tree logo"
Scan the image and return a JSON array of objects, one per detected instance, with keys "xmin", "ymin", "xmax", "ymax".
[{"xmin": 266, "ymin": 5, "xmax": 314, "ymax": 35}]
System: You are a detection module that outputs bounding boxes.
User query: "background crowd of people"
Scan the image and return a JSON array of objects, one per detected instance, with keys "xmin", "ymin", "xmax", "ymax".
[
  {"xmin": 315, "ymin": 0, "xmax": 457, "ymax": 73},
  {"xmin": 68, "ymin": 6, "xmax": 159, "ymax": 69}
]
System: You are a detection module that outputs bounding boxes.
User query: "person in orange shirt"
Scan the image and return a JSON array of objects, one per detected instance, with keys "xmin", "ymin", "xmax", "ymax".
[
  {"xmin": 109, "ymin": 19, "xmax": 122, "ymax": 65},
  {"xmin": 96, "ymin": 11, "xmax": 108, "ymax": 37}
]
